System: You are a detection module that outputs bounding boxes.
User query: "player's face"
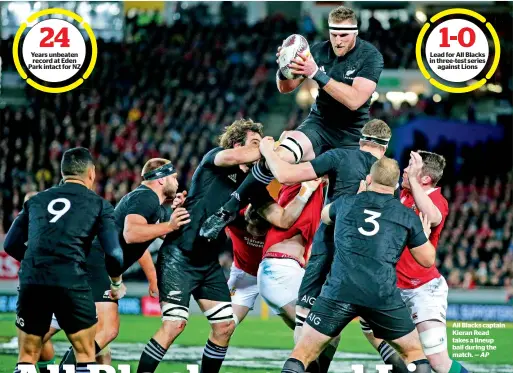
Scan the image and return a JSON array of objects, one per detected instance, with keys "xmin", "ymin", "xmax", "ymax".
[
  {"xmin": 164, "ymin": 173, "xmax": 179, "ymax": 198},
  {"xmin": 402, "ymin": 165, "xmax": 413, "ymax": 190},
  {"xmin": 329, "ymin": 22, "xmax": 357, "ymax": 57},
  {"xmin": 244, "ymin": 131, "xmax": 262, "ymax": 148}
]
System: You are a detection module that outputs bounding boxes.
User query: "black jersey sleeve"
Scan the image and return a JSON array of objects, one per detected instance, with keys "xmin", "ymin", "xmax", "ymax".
[
  {"xmin": 310, "ymin": 149, "xmax": 342, "ymax": 178},
  {"xmin": 126, "ymin": 190, "xmax": 160, "ymax": 222},
  {"xmin": 202, "ymin": 147, "xmax": 223, "ymax": 167},
  {"xmin": 356, "ymin": 49, "xmax": 384, "ymax": 83},
  {"xmin": 328, "ymin": 195, "xmax": 348, "ymax": 222},
  {"xmin": 97, "ymin": 199, "xmax": 124, "ymax": 277},
  {"xmin": 4, "ymin": 206, "xmax": 29, "ymax": 262},
  {"xmin": 406, "ymin": 211, "xmax": 429, "ymax": 249}
]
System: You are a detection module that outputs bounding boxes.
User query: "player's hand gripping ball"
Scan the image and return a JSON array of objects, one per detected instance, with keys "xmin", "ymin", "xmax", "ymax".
[{"xmin": 278, "ymin": 34, "xmax": 310, "ymax": 80}]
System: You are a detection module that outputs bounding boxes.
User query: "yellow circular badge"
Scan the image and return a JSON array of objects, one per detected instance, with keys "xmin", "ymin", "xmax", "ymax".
[
  {"xmin": 415, "ymin": 8, "xmax": 500, "ymax": 93},
  {"xmin": 12, "ymin": 8, "xmax": 97, "ymax": 94}
]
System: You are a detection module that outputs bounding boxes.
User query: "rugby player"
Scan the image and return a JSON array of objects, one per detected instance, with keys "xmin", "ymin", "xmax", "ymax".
[
  {"xmin": 57, "ymin": 158, "xmax": 188, "ymax": 369},
  {"xmin": 200, "ymin": 5, "xmax": 384, "ymax": 240},
  {"xmin": 4, "ymin": 148, "xmax": 124, "ymax": 373},
  {"xmin": 136, "ymin": 119, "xmax": 263, "ymax": 373},
  {"xmin": 260, "ymin": 120, "xmax": 405, "ymax": 372},
  {"xmin": 228, "ymin": 179, "xmax": 323, "ymax": 325},
  {"xmin": 281, "ymin": 157, "xmax": 435, "ymax": 373},
  {"xmin": 361, "ymin": 151, "xmax": 469, "ymax": 373}
]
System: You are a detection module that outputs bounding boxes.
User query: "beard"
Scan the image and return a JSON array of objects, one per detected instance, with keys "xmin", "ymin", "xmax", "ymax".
[{"xmin": 164, "ymin": 185, "xmax": 177, "ymax": 199}]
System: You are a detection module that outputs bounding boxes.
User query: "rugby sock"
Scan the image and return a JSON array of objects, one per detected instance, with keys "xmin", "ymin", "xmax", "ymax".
[
  {"xmin": 318, "ymin": 344, "xmax": 337, "ymax": 373},
  {"xmin": 14, "ymin": 362, "xmax": 32, "ymax": 373},
  {"xmin": 76, "ymin": 362, "xmax": 96, "ymax": 373},
  {"xmin": 137, "ymin": 338, "xmax": 167, "ymax": 373},
  {"xmin": 378, "ymin": 341, "xmax": 409, "ymax": 373},
  {"xmin": 282, "ymin": 358, "xmax": 306, "ymax": 373},
  {"xmin": 200, "ymin": 339, "xmax": 228, "ymax": 373},
  {"xmin": 223, "ymin": 159, "xmax": 274, "ymax": 214},
  {"xmin": 411, "ymin": 359, "xmax": 431, "ymax": 373},
  {"xmin": 37, "ymin": 358, "xmax": 56, "ymax": 373},
  {"xmin": 449, "ymin": 360, "xmax": 469, "ymax": 373}
]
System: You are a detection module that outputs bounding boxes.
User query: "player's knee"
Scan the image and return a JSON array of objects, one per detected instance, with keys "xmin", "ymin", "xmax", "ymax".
[
  {"xmin": 162, "ymin": 319, "xmax": 187, "ymax": 336},
  {"xmin": 419, "ymin": 327, "xmax": 448, "ymax": 357},
  {"xmin": 211, "ymin": 320, "xmax": 236, "ymax": 343},
  {"xmin": 424, "ymin": 352, "xmax": 452, "ymax": 373}
]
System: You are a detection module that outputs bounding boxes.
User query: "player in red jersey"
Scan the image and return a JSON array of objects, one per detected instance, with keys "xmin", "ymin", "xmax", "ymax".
[
  {"xmin": 226, "ymin": 180, "xmax": 322, "ymax": 325},
  {"xmin": 258, "ymin": 180, "xmax": 326, "ymax": 329},
  {"xmin": 362, "ymin": 151, "xmax": 469, "ymax": 373}
]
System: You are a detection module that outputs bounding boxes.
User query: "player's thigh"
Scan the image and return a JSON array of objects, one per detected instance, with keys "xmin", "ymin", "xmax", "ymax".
[
  {"xmin": 65, "ymin": 323, "xmax": 97, "ymax": 361},
  {"xmin": 401, "ymin": 276, "xmax": 449, "ymax": 325},
  {"xmin": 305, "ymin": 296, "xmax": 357, "ymax": 338},
  {"xmin": 95, "ymin": 301, "xmax": 120, "ymax": 346},
  {"xmin": 359, "ymin": 317, "xmax": 383, "ymax": 350},
  {"xmin": 17, "ymin": 328, "xmax": 43, "ymax": 363},
  {"xmin": 258, "ymin": 258, "xmax": 304, "ymax": 315},
  {"xmin": 16, "ymin": 284, "xmax": 54, "ymax": 338},
  {"xmin": 297, "ymin": 249, "xmax": 332, "ymax": 310},
  {"xmin": 228, "ymin": 264, "xmax": 259, "ymax": 310},
  {"xmin": 54, "ymin": 288, "xmax": 97, "ymax": 336},
  {"xmin": 359, "ymin": 304, "xmax": 416, "ymax": 345},
  {"xmin": 295, "ymin": 116, "xmax": 334, "ymax": 158}
]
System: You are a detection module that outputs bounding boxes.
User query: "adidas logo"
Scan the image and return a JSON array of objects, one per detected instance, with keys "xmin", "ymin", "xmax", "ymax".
[{"xmin": 228, "ymin": 174, "xmax": 237, "ymax": 183}]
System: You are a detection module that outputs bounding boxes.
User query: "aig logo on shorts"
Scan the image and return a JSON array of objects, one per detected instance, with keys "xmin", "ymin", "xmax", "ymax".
[
  {"xmin": 16, "ymin": 315, "xmax": 24, "ymax": 327},
  {"xmin": 308, "ymin": 312, "xmax": 322, "ymax": 326},
  {"xmin": 301, "ymin": 295, "xmax": 316, "ymax": 306}
]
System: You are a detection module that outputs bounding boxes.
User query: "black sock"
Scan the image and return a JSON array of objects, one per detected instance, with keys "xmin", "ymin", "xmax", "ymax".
[
  {"xmin": 200, "ymin": 339, "xmax": 228, "ymax": 373},
  {"xmin": 76, "ymin": 362, "xmax": 95, "ymax": 373},
  {"xmin": 378, "ymin": 341, "xmax": 409, "ymax": 373},
  {"xmin": 137, "ymin": 338, "xmax": 167, "ymax": 373},
  {"xmin": 94, "ymin": 341, "xmax": 101, "ymax": 355},
  {"xmin": 318, "ymin": 344, "xmax": 337, "ymax": 373},
  {"xmin": 223, "ymin": 159, "xmax": 274, "ymax": 214},
  {"xmin": 412, "ymin": 359, "xmax": 432, "ymax": 373},
  {"xmin": 282, "ymin": 358, "xmax": 306, "ymax": 373},
  {"xmin": 14, "ymin": 362, "xmax": 32, "ymax": 373}
]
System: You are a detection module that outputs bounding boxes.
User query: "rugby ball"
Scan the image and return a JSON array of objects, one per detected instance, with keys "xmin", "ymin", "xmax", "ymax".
[{"xmin": 278, "ymin": 34, "xmax": 310, "ymax": 80}]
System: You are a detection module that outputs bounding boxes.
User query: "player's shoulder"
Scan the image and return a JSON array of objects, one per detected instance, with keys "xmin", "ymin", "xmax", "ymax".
[
  {"xmin": 357, "ymin": 37, "xmax": 383, "ymax": 58},
  {"xmin": 428, "ymin": 187, "xmax": 449, "ymax": 211},
  {"xmin": 200, "ymin": 146, "xmax": 224, "ymax": 165},
  {"xmin": 120, "ymin": 185, "xmax": 159, "ymax": 206}
]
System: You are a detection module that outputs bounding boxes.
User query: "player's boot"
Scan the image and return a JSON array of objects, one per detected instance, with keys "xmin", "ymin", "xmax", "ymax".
[{"xmin": 200, "ymin": 207, "xmax": 237, "ymax": 240}]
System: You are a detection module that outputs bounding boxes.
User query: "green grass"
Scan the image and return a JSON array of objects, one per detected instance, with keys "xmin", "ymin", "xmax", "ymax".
[{"xmin": 0, "ymin": 314, "xmax": 511, "ymax": 372}]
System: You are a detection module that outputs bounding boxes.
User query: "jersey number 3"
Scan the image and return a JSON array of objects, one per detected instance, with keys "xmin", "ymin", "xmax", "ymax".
[
  {"xmin": 358, "ymin": 209, "xmax": 381, "ymax": 236},
  {"xmin": 48, "ymin": 198, "xmax": 71, "ymax": 223}
]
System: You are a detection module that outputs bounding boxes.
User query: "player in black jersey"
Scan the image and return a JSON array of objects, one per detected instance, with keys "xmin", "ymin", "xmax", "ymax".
[
  {"xmin": 281, "ymin": 157, "xmax": 435, "ymax": 373},
  {"xmin": 200, "ymin": 5, "xmax": 384, "ymax": 241},
  {"xmin": 4, "ymin": 148, "xmax": 124, "ymax": 373},
  {"xmin": 57, "ymin": 158, "xmax": 188, "ymax": 369},
  {"xmin": 261, "ymin": 119, "xmax": 408, "ymax": 372},
  {"xmin": 137, "ymin": 119, "xmax": 263, "ymax": 373}
]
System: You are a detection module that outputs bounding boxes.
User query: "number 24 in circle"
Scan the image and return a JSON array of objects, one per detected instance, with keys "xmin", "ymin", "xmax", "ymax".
[{"xmin": 40, "ymin": 27, "xmax": 70, "ymax": 48}]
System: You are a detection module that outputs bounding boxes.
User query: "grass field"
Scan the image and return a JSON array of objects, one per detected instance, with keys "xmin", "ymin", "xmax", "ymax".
[{"xmin": 0, "ymin": 313, "xmax": 512, "ymax": 372}]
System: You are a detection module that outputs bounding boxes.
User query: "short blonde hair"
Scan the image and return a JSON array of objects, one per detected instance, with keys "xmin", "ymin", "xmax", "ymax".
[
  {"xmin": 370, "ymin": 157, "xmax": 400, "ymax": 188},
  {"xmin": 142, "ymin": 158, "xmax": 171, "ymax": 176},
  {"xmin": 219, "ymin": 118, "xmax": 264, "ymax": 149},
  {"xmin": 328, "ymin": 6, "xmax": 357, "ymax": 24}
]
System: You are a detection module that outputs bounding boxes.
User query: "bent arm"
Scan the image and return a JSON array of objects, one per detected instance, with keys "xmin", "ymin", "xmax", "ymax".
[
  {"xmin": 123, "ymin": 214, "xmax": 175, "ymax": 244},
  {"xmin": 408, "ymin": 179, "xmax": 443, "ymax": 227},
  {"xmin": 262, "ymin": 149, "xmax": 318, "ymax": 184},
  {"xmin": 214, "ymin": 145, "xmax": 261, "ymax": 167},
  {"xmin": 322, "ymin": 77, "xmax": 376, "ymax": 111},
  {"xmin": 409, "ymin": 241, "xmax": 436, "ymax": 268}
]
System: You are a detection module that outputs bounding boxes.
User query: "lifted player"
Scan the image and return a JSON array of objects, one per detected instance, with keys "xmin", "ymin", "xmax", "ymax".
[
  {"xmin": 361, "ymin": 151, "xmax": 469, "ymax": 373},
  {"xmin": 282, "ymin": 157, "xmax": 435, "ymax": 373},
  {"xmin": 137, "ymin": 119, "xmax": 263, "ymax": 373},
  {"xmin": 200, "ymin": 5, "xmax": 384, "ymax": 240},
  {"xmin": 228, "ymin": 180, "xmax": 323, "ymax": 325},
  {"xmin": 58, "ymin": 158, "xmax": 189, "ymax": 369},
  {"xmin": 5, "ymin": 148, "xmax": 124, "ymax": 373}
]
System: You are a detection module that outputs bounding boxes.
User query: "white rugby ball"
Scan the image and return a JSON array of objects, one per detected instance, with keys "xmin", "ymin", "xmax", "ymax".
[{"xmin": 278, "ymin": 34, "xmax": 310, "ymax": 80}]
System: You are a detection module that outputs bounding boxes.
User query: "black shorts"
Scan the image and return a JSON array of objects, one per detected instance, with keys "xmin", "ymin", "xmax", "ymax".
[
  {"xmin": 87, "ymin": 262, "xmax": 118, "ymax": 304},
  {"xmin": 296, "ymin": 113, "xmax": 361, "ymax": 156},
  {"xmin": 16, "ymin": 284, "xmax": 97, "ymax": 337},
  {"xmin": 306, "ymin": 296, "xmax": 415, "ymax": 341},
  {"xmin": 157, "ymin": 244, "xmax": 231, "ymax": 308},
  {"xmin": 297, "ymin": 237, "xmax": 335, "ymax": 309}
]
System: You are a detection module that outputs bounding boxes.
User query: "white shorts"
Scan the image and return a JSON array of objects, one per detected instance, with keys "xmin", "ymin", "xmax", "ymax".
[
  {"xmin": 50, "ymin": 314, "xmax": 62, "ymax": 331},
  {"xmin": 400, "ymin": 276, "xmax": 449, "ymax": 325},
  {"xmin": 227, "ymin": 264, "xmax": 259, "ymax": 310},
  {"xmin": 257, "ymin": 258, "xmax": 305, "ymax": 315}
]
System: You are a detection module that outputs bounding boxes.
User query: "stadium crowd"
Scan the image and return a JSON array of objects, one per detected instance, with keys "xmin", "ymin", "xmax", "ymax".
[{"xmin": 1, "ymin": 5, "xmax": 512, "ymax": 290}]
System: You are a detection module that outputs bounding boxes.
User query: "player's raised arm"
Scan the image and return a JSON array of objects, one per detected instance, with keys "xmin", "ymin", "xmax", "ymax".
[
  {"xmin": 407, "ymin": 212, "xmax": 436, "ymax": 268},
  {"xmin": 257, "ymin": 179, "xmax": 322, "ymax": 229},
  {"xmin": 259, "ymin": 137, "xmax": 318, "ymax": 184},
  {"xmin": 4, "ymin": 207, "xmax": 29, "ymax": 262},
  {"xmin": 404, "ymin": 151, "xmax": 444, "ymax": 227}
]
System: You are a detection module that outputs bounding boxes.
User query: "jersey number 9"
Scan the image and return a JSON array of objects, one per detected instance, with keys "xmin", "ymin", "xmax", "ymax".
[
  {"xmin": 48, "ymin": 198, "xmax": 71, "ymax": 223},
  {"xmin": 358, "ymin": 209, "xmax": 381, "ymax": 236}
]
